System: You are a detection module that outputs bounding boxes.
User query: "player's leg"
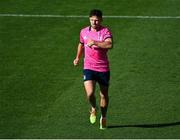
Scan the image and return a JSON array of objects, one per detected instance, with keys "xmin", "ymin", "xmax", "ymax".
[
  {"xmin": 83, "ymin": 70, "xmax": 97, "ymax": 111},
  {"xmin": 99, "ymin": 84, "xmax": 109, "ymax": 129},
  {"xmin": 97, "ymin": 71, "xmax": 110, "ymax": 129},
  {"xmin": 84, "ymin": 80, "xmax": 96, "ymax": 111},
  {"xmin": 84, "ymin": 80, "xmax": 97, "ymax": 124},
  {"xmin": 99, "ymin": 84, "xmax": 109, "ymax": 118}
]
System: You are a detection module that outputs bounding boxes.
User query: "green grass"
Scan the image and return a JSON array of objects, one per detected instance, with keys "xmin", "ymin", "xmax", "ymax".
[{"xmin": 0, "ymin": 0, "xmax": 180, "ymax": 138}]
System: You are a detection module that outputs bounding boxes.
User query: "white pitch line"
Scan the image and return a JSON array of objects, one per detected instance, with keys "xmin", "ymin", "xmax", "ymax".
[
  {"xmin": 0, "ymin": 14, "xmax": 88, "ymax": 18},
  {"xmin": 105, "ymin": 15, "xmax": 180, "ymax": 19},
  {"xmin": 0, "ymin": 14, "xmax": 180, "ymax": 19}
]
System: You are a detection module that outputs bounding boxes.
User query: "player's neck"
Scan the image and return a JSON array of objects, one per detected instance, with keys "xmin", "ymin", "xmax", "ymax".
[{"xmin": 90, "ymin": 26, "xmax": 101, "ymax": 32}]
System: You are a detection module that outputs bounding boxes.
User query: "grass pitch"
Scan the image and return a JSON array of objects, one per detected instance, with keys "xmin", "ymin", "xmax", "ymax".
[{"xmin": 0, "ymin": 0, "xmax": 180, "ymax": 138}]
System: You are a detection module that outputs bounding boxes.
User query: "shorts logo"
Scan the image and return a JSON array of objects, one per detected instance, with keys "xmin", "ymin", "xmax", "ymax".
[{"xmin": 83, "ymin": 75, "xmax": 86, "ymax": 80}]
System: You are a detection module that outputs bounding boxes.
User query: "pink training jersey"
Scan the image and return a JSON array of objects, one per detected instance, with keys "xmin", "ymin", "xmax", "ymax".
[{"xmin": 80, "ymin": 26, "xmax": 112, "ymax": 72}]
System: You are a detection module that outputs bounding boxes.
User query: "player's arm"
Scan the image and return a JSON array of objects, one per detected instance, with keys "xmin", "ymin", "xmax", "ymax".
[
  {"xmin": 73, "ymin": 43, "xmax": 84, "ymax": 66},
  {"xmin": 87, "ymin": 37, "xmax": 113, "ymax": 49}
]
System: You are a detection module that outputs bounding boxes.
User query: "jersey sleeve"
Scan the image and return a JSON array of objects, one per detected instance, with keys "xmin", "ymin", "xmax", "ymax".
[
  {"xmin": 103, "ymin": 28, "xmax": 112, "ymax": 41},
  {"xmin": 80, "ymin": 30, "xmax": 84, "ymax": 44}
]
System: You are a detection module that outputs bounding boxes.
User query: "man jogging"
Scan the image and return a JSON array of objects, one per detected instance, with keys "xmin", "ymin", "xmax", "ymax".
[{"xmin": 73, "ymin": 9, "xmax": 113, "ymax": 130}]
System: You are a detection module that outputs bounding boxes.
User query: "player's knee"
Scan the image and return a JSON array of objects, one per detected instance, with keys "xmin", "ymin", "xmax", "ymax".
[
  {"xmin": 86, "ymin": 91, "xmax": 94, "ymax": 99},
  {"xmin": 100, "ymin": 92, "xmax": 108, "ymax": 99}
]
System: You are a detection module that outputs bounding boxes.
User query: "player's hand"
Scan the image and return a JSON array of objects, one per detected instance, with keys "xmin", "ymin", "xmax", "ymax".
[
  {"xmin": 87, "ymin": 39, "xmax": 95, "ymax": 48},
  {"xmin": 73, "ymin": 58, "xmax": 79, "ymax": 66}
]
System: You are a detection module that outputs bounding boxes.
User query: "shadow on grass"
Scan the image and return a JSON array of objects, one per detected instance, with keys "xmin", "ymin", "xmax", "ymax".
[{"xmin": 108, "ymin": 121, "xmax": 180, "ymax": 129}]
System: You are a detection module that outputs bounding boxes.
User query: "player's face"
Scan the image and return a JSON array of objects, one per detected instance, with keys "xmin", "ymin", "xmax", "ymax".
[{"xmin": 89, "ymin": 16, "xmax": 102, "ymax": 30}]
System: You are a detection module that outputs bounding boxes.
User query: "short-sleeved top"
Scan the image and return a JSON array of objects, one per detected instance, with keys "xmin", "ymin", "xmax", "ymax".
[{"xmin": 80, "ymin": 26, "xmax": 112, "ymax": 72}]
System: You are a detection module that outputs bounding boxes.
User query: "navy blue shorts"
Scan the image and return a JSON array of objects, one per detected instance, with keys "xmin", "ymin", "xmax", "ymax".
[{"xmin": 83, "ymin": 69, "xmax": 110, "ymax": 86}]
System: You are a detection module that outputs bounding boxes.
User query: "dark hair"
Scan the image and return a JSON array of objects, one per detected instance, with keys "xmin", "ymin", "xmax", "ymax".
[{"xmin": 89, "ymin": 9, "xmax": 102, "ymax": 18}]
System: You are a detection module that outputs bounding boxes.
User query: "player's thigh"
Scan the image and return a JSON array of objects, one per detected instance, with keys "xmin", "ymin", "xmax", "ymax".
[
  {"xmin": 84, "ymin": 80, "xmax": 96, "ymax": 96},
  {"xmin": 97, "ymin": 71, "xmax": 110, "ymax": 88}
]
